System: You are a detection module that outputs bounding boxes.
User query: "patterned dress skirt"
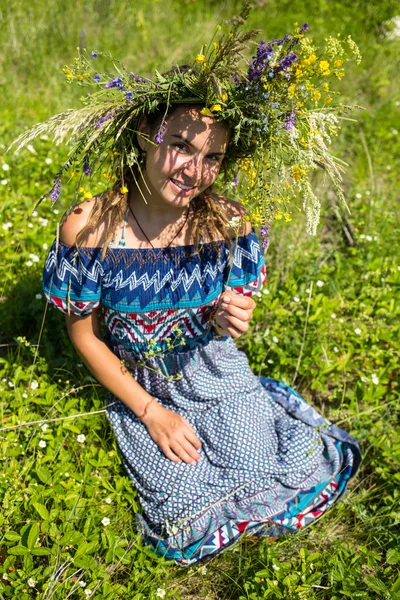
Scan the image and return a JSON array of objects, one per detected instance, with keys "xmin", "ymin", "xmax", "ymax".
[{"xmin": 106, "ymin": 336, "xmax": 361, "ymax": 566}]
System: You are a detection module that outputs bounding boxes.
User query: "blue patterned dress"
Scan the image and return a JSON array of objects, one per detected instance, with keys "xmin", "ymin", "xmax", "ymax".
[{"xmin": 42, "ymin": 229, "xmax": 361, "ymax": 566}]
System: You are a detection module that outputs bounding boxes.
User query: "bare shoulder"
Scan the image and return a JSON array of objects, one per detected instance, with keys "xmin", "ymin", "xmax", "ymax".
[
  {"xmin": 59, "ymin": 198, "xmax": 103, "ymax": 246},
  {"xmin": 213, "ymin": 194, "xmax": 252, "ymax": 235}
]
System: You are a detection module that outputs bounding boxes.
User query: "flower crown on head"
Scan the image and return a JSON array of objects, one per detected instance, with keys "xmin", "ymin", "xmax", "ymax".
[{"xmin": 11, "ymin": 1, "xmax": 361, "ymax": 243}]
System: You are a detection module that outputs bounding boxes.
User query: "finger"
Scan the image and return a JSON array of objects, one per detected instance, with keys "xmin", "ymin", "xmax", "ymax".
[
  {"xmin": 170, "ymin": 442, "xmax": 198, "ymax": 465},
  {"xmin": 161, "ymin": 445, "xmax": 182, "ymax": 463},
  {"xmin": 218, "ymin": 314, "xmax": 249, "ymax": 333},
  {"xmin": 221, "ymin": 291, "xmax": 255, "ymax": 309},
  {"xmin": 220, "ymin": 303, "xmax": 252, "ymax": 322},
  {"xmin": 180, "ymin": 439, "xmax": 201, "ymax": 462},
  {"xmin": 184, "ymin": 428, "xmax": 202, "ymax": 450}
]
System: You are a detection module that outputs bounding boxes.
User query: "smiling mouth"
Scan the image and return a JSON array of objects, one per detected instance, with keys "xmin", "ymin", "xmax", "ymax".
[{"xmin": 170, "ymin": 178, "xmax": 196, "ymax": 192}]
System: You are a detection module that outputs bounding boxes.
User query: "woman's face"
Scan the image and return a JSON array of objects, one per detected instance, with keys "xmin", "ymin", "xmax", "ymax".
[{"xmin": 139, "ymin": 105, "xmax": 230, "ymax": 209}]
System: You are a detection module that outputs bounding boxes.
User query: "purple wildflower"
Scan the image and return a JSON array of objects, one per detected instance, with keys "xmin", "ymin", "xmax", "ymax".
[
  {"xmin": 50, "ymin": 178, "xmax": 62, "ymax": 205},
  {"xmin": 260, "ymin": 221, "xmax": 271, "ymax": 249},
  {"xmin": 104, "ymin": 77, "xmax": 124, "ymax": 90},
  {"xmin": 96, "ymin": 112, "xmax": 114, "ymax": 127},
  {"xmin": 126, "ymin": 90, "xmax": 133, "ymax": 100},
  {"xmin": 154, "ymin": 121, "xmax": 167, "ymax": 145},
  {"xmin": 233, "ymin": 176, "xmax": 239, "ymax": 186},
  {"xmin": 83, "ymin": 158, "xmax": 91, "ymax": 176},
  {"xmin": 285, "ymin": 111, "xmax": 296, "ymax": 130},
  {"xmin": 247, "ymin": 39, "xmax": 274, "ymax": 81},
  {"xmin": 94, "ymin": 74, "xmax": 101, "ymax": 83},
  {"xmin": 278, "ymin": 52, "xmax": 298, "ymax": 72},
  {"xmin": 91, "ymin": 51, "xmax": 98, "ymax": 58},
  {"xmin": 232, "ymin": 73, "xmax": 241, "ymax": 86},
  {"xmin": 301, "ymin": 23, "xmax": 309, "ymax": 31}
]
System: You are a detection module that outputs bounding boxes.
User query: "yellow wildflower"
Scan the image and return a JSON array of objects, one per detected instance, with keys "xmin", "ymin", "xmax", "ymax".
[
  {"xmin": 292, "ymin": 165, "xmax": 307, "ymax": 181},
  {"xmin": 309, "ymin": 54, "xmax": 317, "ymax": 64},
  {"xmin": 296, "ymin": 101, "xmax": 304, "ymax": 108},
  {"xmin": 63, "ymin": 67, "xmax": 71, "ymax": 74},
  {"xmin": 275, "ymin": 212, "xmax": 283, "ymax": 220},
  {"xmin": 319, "ymin": 60, "xmax": 330, "ymax": 72},
  {"xmin": 79, "ymin": 186, "xmax": 85, "ymax": 193},
  {"xmin": 120, "ymin": 186, "xmax": 129, "ymax": 194},
  {"xmin": 324, "ymin": 96, "xmax": 332, "ymax": 104},
  {"xmin": 295, "ymin": 68, "xmax": 303, "ymax": 78},
  {"xmin": 284, "ymin": 213, "xmax": 292, "ymax": 222},
  {"xmin": 323, "ymin": 83, "xmax": 330, "ymax": 92},
  {"xmin": 322, "ymin": 70, "xmax": 331, "ymax": 76},
  {"xmin": 76, "ymin": 74, "xmax": 83, "ymax": 81},
  {"xmin": 195, "ymin": 54, "xmax": 206, "ymax": 63},
  {"xmin": 200, "ymin": 108, "xmax": 213, "ymax": 117},
  {"xmin": 288, "ymin": 83, "xmax": 297, "ymax": 98},
  {"xmin": 334, "ymin": 59, "xmax": 343, "ymax": 67},
  {"xmin": 66, "ymin": 74, "xmax": 74, "ymax": 80},
  {"xmin": 336, "ymin": 70, "xmax": 345, "ymax": 80},
  {"xmin": 210, "ymin": 104, "xmax": 222, "ymax": 112},
  {"xmin": 312, "ymin": 90, "xmax": 321, "ymax": 101},
  {"xmin": 84, "ymin": 191, "xmax": 93, "ymax": 199},
  {"xmin": 220, "ymin": 92, "xmax": 228, "ymax": 102}
]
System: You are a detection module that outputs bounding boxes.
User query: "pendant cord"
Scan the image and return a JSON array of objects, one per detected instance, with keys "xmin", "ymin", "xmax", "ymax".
[{"xmin": 128, "ymin": 203, "xmax": 191, "ymax": 249}]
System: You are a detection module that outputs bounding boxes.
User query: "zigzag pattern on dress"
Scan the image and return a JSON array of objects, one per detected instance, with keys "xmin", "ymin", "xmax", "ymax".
[{"xmin": 44, "ymin": 247, "xmax": 104, "ymax": 292}]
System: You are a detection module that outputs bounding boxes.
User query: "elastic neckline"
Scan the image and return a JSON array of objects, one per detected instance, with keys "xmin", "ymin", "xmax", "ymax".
[{"xmin": 56, "ymin": 229, "xmax": 257, "ymax": 252}]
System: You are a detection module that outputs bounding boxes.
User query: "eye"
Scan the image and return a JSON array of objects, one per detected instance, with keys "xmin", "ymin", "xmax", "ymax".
[
  {"xmin": 207, "ymin": 154, "xmax": 221, "ymax": 162},
  {"xmin": 172, "ymin": 142, "xmax": 189, "ymax": 152}
]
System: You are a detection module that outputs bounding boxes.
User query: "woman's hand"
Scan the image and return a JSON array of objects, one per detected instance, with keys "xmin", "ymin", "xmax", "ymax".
[
  {"xmin": 214, "ymin": 290, "xmax": 256, "ymax": 338},
  {"xmin": 141, "ymin": 401, "xmax": 202, "ymax": 464}
]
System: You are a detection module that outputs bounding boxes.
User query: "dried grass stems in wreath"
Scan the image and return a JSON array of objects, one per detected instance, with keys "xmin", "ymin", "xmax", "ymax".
[{"xmin": 10, "ymin": 1, "xmax": 362, "ymax": 251}]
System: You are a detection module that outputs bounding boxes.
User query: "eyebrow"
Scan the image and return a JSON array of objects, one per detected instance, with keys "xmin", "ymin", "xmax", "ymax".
[{"xmin": 171, "ymin": 134, "xmax": 225, "ymax": 156}]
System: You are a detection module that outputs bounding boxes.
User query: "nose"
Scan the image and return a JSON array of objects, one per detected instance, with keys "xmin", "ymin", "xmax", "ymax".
[{"xmin": 182, "ymin": 156, "xmax": 201, "ymax": 182}]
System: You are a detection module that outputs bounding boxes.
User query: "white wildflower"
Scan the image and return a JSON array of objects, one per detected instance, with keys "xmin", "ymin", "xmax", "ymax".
[
  {"xmin": 25, "ymin": 260, "xmax": 33, "ymax": 267},
  {"xmin": 31, "ymin": 210, "xmax": 38, "ymax": 217},
  {"xmin": 331, "ymin": 313, "xmax": 337, "ymax": 319},
  {"xmin": 355, "ymin": 193, "xmax": 362, "ymax": 199},
  {"xmin": 156, "ymin": 589, "xmax": 166, "ymax": 598},
  {"xmin": 42, "ymin": 243, "xmax": 48, "ymax": 249},
  {"xmin": 8, "ymin": 381, "xmax": 14, "ymax": 387},
  {"xmin": 27, "ymin": 578, "xmax": 36, "ymax": 587},
  {"xmin": 84, "ymin": 590, "xmax": 92, "ymax": 597},
  {"xmin": 293, "ymin": 296, "xmax": 300, "ymax": 302},
  {"xmin": 30, "ymin": 381, "xmax": 39, "ymax": 390},
  {"xmin": 365, "ymin": 235, "xmax": 373, "ymax": 241},
  {"xmin": 333, "ymin": 346, "xmax": 339, "ymax": 353},
  {"xmin": 272, "ymin": 336, "xmax": 279, "ymax": 343},
  {"xmin": 371, "ymin": 374, "xmax": 379, "ymax": 385},
  {"xmin": 41, "ymin": 423, "xmax": 48, "ymax": 431},
  {"xmin": 391, "ymin": 128, "xmax": 398, "ymax": 135},
  {"xmin": 199, "ymin": 565, "xmax": 207, "ymax": 575},
  {"xmin": 272, "ymin": 564, "xmax": 280, "ymax": 571},
  {"xmin": 1, "ymin": 179, "xmax": 8, "ymax": 185},
  {"xmin": 28, "ymin": 223, "xmax": 33, "ymax": 228},
  {"xmin": 2, "ymin": 163, "xmax": 10, "ymax": 171},
  {"xmin": 228, "ymin": 216, "xmax": 241, "ymax": 229},
  {"xmin": 316, "ymin": 280, "xmax": 324, "ymax": 287},
  {"xmin": 39, "ymin": 217, "xmax": 49, "ymax": 227},
  {"xmin": 2, "ymin": 573, "xmax": 8, "ymax": 580},
  {"xmin": 26, "ymin": 144, "xmax": 36, "ymax": 154},
  {"xmin": 262, "ymin": 288, "xmax": 270, "ymax": 294},
  {"xmin": 101, "ymin": 517, "xmax": 110, "ymax": 526},
  {"xmin": 29, "ymin": 253, "xmax": 40, "ymax": 262},
  {"xmin": 354, "ymin": 328, "xmax": 362, "ymax": 335},
  {"xmin": 35, "ymin": 293, "xmax": 42, "ymax": 300},
  {"xmin": 53, "ymin": 209, "xmax": 60, "ymax": 214},
  {"xmin": 105, "ymin": 497, "xmax": 112, "ymax": 504},
  {"xmin": 77, "ymin": 434, "xmax": 86, "ymax": 444},
  {"xmin": 38, "ymin": 440, "xmax": 47, "ymax": 448},
  {"xmin": 361, "ymin": 376, "xmax": 369, "ymax": 384},
  {"xmin": 2, "ymin": 222, "xmax": 12, "ymax": 230},
  {"xmin": 45, "ymin": 157, "xmax": 53, "ymax": 165},
  {"xmin": 65, "ymin": 472, "xmax": 70, "ymax": 478},
  {"xmin": 79, "ymin": 581, "xmax": 87, "ymax": 588},
  {"xmin": 22, "ymin": 392, "xmax": 28, "ymax": 398},
  {"xmin": 40, "ymin": 134, "xmax": 49, "ymax": 141},
  {"xmin": 267, "ymin": 359, "xmax": 274, "ymax": 363}
]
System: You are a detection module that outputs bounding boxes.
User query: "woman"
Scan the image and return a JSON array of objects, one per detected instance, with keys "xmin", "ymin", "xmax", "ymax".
[{"xmin": 15, "ymin": 10, "xmax": 361, "ymax": 564}]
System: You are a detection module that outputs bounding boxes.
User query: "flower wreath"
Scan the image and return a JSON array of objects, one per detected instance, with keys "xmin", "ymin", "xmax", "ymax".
[{"xmin": 11, "ymin": 1, "xmax": 361, "ymax": 245}]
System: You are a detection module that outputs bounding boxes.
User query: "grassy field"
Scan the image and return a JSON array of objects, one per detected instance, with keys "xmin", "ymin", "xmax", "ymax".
[{"xmin": 1, "ymin": 0, "xmax": 399, "ymax": 598}]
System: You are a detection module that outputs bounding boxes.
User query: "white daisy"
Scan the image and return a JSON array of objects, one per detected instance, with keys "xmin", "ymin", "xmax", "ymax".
[
  {"xmin": 38, "ymin": 440, "xmax": 47, "ymax": 448},
  {"xmin": 101, "ymin": 517, "xmax": 110, "ymax": 526},
  {"xmin": 77, "ymin": 434, "xmax": 86, "ymax": 444}
]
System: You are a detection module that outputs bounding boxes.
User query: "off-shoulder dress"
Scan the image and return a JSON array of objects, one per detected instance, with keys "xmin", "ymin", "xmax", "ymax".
[{"xmin": 42, "ymin": 228, "xmax": 361, "ymax": 566}]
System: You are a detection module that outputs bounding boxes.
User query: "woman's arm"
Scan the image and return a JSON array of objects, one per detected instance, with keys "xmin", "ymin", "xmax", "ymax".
[{"xmin": 59, "ymin": 201, "xmax": 202, "ymax": 465}]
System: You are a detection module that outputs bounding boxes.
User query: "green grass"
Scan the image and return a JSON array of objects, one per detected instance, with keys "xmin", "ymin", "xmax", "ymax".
[{"xmin": 1, "ymin": 0, "xmax": 400, "ymax": 598}]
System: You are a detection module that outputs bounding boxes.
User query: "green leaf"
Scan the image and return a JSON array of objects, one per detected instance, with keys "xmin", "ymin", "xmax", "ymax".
[
  {"xmin": 74, "ymin": 539, "xmax": 100, "ymax": 558},
  {"xmin": 32, "ymin": 502, "xmax": 50, "ymax": 520},
  {"xmin": 31, "ymin": 547, "xmax": 52, "ymax": 556},
  {"xmin": 4, "ymin": 531, "xmax": 21, "ymax": 542},
  {"xmin": 27, "ymin": 523, "xmax": 40, "ymax": 551},
  {"xmin": 392, "ymin": 574, "xmax": 400, "ymax": 593},
  {"xmin": 59, "ymin": 530, "xmax": 85, "ymax": 545},
  {"xmin": 364, "ymin": 576, "xmax": 387, "ymax": 595},
  {"xmin": 8, "ymin": 545, "xmax": 29, "ymax": 556},
  {"xmin": 36, "ymin": 465, "xmax": 52, "ymax": 484},
  {"xmin": 73, "ymin": 555, "xmax": 97, "ymax": 570},
  {"xmin": 387, "ymin": 548, "xmax": 400, "ymax": 565}
]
